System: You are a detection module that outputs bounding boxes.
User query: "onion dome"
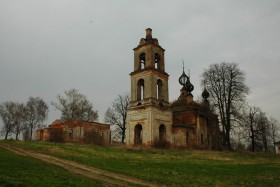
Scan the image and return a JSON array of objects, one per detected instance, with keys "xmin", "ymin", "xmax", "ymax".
[
  {"xmin": 179, "ymin": 69, "xmax": 188, "ymax": 86},
  {"xmin": 186, "ymin": 69, "xmax": 194, "ymax": 94},
  {"xmin": 201, "ymin": 87, "xmax": 210, "ymax": 109},
  {"xmin": 202, "ymin": 88, "xmax": 210, "ymax": 100},
  {"xmin": 186, "ymin": 80, "xmax": 194, "ymax": 93},
  {"xmin": 178, "ymin": 64, "xmax": 194, "ymax": 97}
]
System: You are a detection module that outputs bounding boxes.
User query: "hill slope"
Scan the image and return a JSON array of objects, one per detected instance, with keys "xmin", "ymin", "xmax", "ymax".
[{"xmin": 1, "ymin": 141, "xmax": 280, "ymax": 186}]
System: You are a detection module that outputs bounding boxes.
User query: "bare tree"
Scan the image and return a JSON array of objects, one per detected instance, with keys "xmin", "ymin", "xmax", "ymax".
[
  {"xmin": 104, "ymin": 93, "xmax": 130, "ymax": 143},
  {"xmin": 22, "ymin": 127, "xmax": 31, "ymax": 141},
  {"xmin": 238, "ymin": 104, "xmax": 260, "ymax": 152},
  {"xmin": 202, "ymin": 62, "xmax": 249, "ymax": 149},
  {"xmin": 257, "ymin": 111, "xmax": 270, "ymax": 152},
  {"xmin": 0, "ymin": 102, "xmax": 17, "ymax": 140},
  {"xmin": 12, "ymin": 103, "xmax": 26, "ymax": 140},
  {"xmin": 52, "ymin": 89, "xmax": 98, "ymax": 122},
  {"xmin": 239, "ymin": 106, "xmax": 280, "ymax": 152},
  {"xmin": 269, "ymin": 117, "xmax": 280, "ymax": 145},
  {"xmin": 25, "ymin": 97, "xmax": 48, "ymax": 140}
]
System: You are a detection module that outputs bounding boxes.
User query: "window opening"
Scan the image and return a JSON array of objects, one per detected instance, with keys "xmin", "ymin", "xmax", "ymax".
[
  {"xmin": 159, "ymin": 124, "xmax": 166, "ymax": 144},
  {"xmin": 139, "ymin": 53, "xmax": 146, "ymax": 70},
  {"xmin": 69, "ymin": 129, "xmax": 73, "ymax": 138},
  {"xmin": 201, "ymin": 134, "xmax": 204, "ymax": 144},
  {"xmin": 134, "ymin": 124, "xmax": 143, "ymax": 145},
  {"xmin": 155, "ymin": 53, "xmax": 160, "ymax": 69},
  {"xmin": 137, "ymin": 79, "xmax": 144, "ymax": 100},
  {"xmin": 157, "ymin": 79, "xmax": 163, "ymax": 100}
]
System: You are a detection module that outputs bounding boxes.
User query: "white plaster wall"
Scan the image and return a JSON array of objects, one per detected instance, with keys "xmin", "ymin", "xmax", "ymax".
[{"xmin": 126, "ymin": 106, "xmax": 172, "ymax": 146}]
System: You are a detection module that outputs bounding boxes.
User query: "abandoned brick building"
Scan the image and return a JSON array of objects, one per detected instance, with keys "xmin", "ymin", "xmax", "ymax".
[
  {"xmin": 36, "ymin": 120, "xmax": 111, "ymax": 145},
  {"xmin": 126, "ymin": 28, "xmax": 221, "ymax": 149}
]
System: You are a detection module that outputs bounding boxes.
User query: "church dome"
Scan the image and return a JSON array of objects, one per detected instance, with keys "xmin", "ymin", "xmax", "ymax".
[
  {"xmin": 202, "ymin": 88, "xmax": 210, "ymax": 99},
  {"xmin": 186, "ymin": 81, "xmax": 194, "ymax": 93},
  {"xmin": 179, "ymin": 69, "xmax": 188, "ymax": 86}
]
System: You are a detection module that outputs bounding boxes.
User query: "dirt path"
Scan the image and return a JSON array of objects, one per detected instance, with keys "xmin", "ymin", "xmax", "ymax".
[{"xmin": 0, "ymin": 145, "xmax": 160, "ymax": 187}]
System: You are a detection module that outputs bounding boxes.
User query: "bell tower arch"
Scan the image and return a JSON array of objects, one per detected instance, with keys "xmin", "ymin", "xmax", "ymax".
[
  {"xmin": 130, "ymin": 28, "xmax": 169, "ymax": 105},
  {"xmin": 126, "ymin": 28, "xmax": 173, "ymax": 146}
]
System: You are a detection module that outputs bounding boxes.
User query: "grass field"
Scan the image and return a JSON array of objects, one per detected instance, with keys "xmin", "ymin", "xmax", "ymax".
[
  {"xmin": 1, "ymin": 140, "xmax": 280, "ymax": 186},
  {"xmin": 0, "ymin": 145, "xmax": 106, "ymax": 187}
]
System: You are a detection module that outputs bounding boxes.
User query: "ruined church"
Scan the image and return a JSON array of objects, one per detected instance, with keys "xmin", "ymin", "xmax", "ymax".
[{"xmin": 126, "ymin": 28, "xmax": 221, "ymax": 149}]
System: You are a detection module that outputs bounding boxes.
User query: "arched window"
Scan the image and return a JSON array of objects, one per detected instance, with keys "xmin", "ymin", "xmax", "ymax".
[
  {"xmin": 157, "ymin": 79, "xmax": 163, "ymax": 100},
  {"xmin": 139, "ymin": 53, "xmax": 146, "ymax": 70},
  {"xmin": 159, "ymin": 124, "xmax": 166, "ymax": 144},
  {"xmin": 137, "ymin": 79, "xmax": 144, "ymax": 101},
  {"xmin": 134, "ymin": 124, "xmax": 143, "ymax": 145},
  {"xmin": 155, "ymin": 53, "xmax": 160, "ymax": 69}
]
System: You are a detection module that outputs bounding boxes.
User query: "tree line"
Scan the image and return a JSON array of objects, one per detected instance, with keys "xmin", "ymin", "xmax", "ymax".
[
  {"xmin": 237, "ymin": 105, "xmax": 279, "ymax": 152},
  {"xmin": 1, "ymin": 62, "xmax": 279, "ymax": 152},
  {"xmin": 0, "ymin": 87, "xmax": 127, "ymax": 143},
  {"xmin": 0, "ymin": 89, "xmax": 99, "ymax": 140},
  {"xmin": 106, "ymin": 62, "xmax": 280, "ymax": 152},
  {"xmin": 0, "ymin": 97, "xmax": 48, "ymax": 140},
  {"xmin": 202, "ymin": 62, "xmax": 280, "ymax": 152}
]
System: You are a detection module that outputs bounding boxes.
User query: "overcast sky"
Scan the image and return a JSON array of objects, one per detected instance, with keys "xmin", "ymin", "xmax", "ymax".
[{"xmin": 1, "ymin": 1, "xmax": 280, "ymax": 131}]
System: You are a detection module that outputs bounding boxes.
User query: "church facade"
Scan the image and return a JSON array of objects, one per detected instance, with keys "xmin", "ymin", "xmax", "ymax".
[{"xmin": 126, "ymin": 28, "xmax": 221, "ymax": 149}]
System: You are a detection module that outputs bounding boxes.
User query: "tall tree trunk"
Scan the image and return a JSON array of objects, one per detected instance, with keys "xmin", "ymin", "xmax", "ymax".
[
  {"xmin": 250, "ymin": 124, "xmax": 255, "ymax": 152},
  {"xmin": 5, "ymin": 131, "xmax": 9, "ymax": 140},
  {"xmin": 225, "ymin": 126, "xmax": 231, "ymax": 149},
  {"xmin": 121, "ymin": 125, "xmax": 125, "ymax": 143},
  {"xmin": 262, "ymin": 132, "xmax": 268, "ymax": 152},
  {"xmin": 260, "ymin": 122, "xmax": 268, "ymax": 152},
  {"xmin": 16, "ymin": 131, "xmax": 19, "ymax": 140},
  {"xmin": 30, "ymin": 127, "xmax": 33, "ymax": 140},
  {"xmin": 226, "ymin": 111, "xmax": 232, "ymax": 149},
  {"xmin": 222, "ymin": 124, "xmax": 226, "ymax": 147},
  {"xmin": 249, "ymin": 113, "xmax": 255, "ymax": 152},
  {"xmin": 122, "ymin": 130, "xmax": 125, "ymax": 143},
  {"xmin": 220, "ymin": 113, "xmax": 227, "ymax": 147},
  {"xmin": 121, "ymin": 119, "xmax": 126, "ymax": 143}
]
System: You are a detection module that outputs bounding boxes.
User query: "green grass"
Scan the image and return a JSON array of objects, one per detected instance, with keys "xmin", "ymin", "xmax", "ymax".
[
  {"xmin": 1, "ymin": 140, "xmax": 280, "ymax": 186},
  {"xmin": 0, "ymin": 146, "xmax": 105, "ymax": 187}
]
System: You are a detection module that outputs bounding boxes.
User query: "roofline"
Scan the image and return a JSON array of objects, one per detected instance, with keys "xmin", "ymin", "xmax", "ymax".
[
  {"xmin": 133, "ymin": 41, "xmax": 165, "ymax": 51},
  {"xmin": 51, "ymin": 119, "xmax": 110, "ymax": 127}
]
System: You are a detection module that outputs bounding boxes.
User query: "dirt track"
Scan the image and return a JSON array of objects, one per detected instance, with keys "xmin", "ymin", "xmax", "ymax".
[{"xmin": 0, "ymin": 145, "xmax": 160, "ymax": 187}]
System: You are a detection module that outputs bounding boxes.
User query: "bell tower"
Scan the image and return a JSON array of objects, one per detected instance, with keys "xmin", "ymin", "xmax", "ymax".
[
  {"xmin": 130, "ymin": 28, "xmax": 169, "ymax": 105},
  {"xmin": 126, "ymin": 28, "xmax": 173, "ymax": 146}
]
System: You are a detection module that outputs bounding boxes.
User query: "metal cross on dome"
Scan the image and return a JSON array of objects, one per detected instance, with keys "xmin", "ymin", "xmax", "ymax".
[{"xmin": 179, "ymin": 60, "xmax": 189, "ymax": 86}]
